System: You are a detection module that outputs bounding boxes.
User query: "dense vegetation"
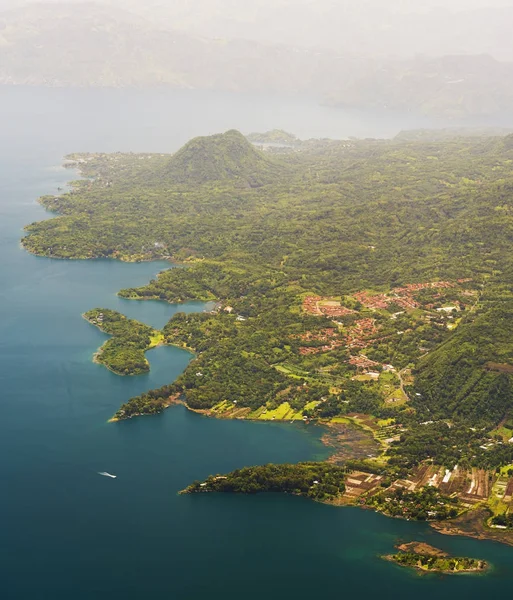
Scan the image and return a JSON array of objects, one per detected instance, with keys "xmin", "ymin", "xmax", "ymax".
[
  {"xmin": 164, "ymin": 130, "xmax": 287, "ymax": 187},
  {"xmin": 84, "ymin": 309, "xmax": 160, "ymax": 375},
  {"xmin": 182, "ymin": 463, "xmax": 347, "ymax": 501},
  {"xmin": 23, "ymin": 130, "xmax": 513, "ymax": 475},
  {"xmin": 112, "ymin": 385, "xmax": 179, "ymax": 420},
  {"xmin": 387, "ymin": 551, "xmax": 487, "ymax": 573},
  {"xmin": 387, "ymin": 421, "xmax": 513, "ymax": 472},
  {"xmin": 368, "ymin": 486, "xmax": 460, "ymax": 521},
  {"xmin": 413, "ymin": 301, "xmax": 513, "ymax": 428},
  {"xmin": 491, "ymin": 513, "xmax": 513, "ymax": 529}
]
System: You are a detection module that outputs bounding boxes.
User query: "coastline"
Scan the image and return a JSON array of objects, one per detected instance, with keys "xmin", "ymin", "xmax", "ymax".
[
  {"xmin": 27, "ymin": 153, "xmax": 513, "ymax": 554},
  {"xmin": 22, "ymin": 240, "xmax": 174, "ymax": 264},
  {"xmin": 431, "ymin": 509, "xmax": 513, "ymax": 547}
]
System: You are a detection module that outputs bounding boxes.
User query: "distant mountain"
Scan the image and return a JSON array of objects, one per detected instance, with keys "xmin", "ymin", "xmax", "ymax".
[
  {"xmin": 0, "ymin": 2, "xmax": 339, "ymax": 90},
  {"xmin": 326, "ymin": 55, "xmax": 513, "ymax": 118},
  {"xmin": 166, "ymin": 130, "xmax": 286, "ymax": 187},
  {"xmin": 395, "ymin": 127, "xmax": 513, "ymax": 142},
  {"xmin": 101, "ymin": 0, "xmax": 513, "ymax": 61},
  {"xmin": 1, "ymin": 2, "xmax": 513, "ymax": 119},
  {"xmin": 0, "ymin": 3, "xmax": 193, "ymax": 87}
]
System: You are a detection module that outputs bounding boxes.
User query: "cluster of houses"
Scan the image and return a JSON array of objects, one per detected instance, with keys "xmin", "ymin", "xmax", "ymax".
[
  {"xmin": 349, "ymin": 355, "xmax": 380, "ymax": 370},
  {"xmin": 296, "ymin": 315, "xmax": 383, "ymax": 358},
  {"xmin": 298, "ymin": 280, "xmax": 474, "ymax": 368},
  {"xmin": 297, "ymin": 327, "xmax": 345, "ymax": 355},
  {"xmin": 302, "ymin": 296, "xmax": 356, "ymax": 317},
  {"xmin": 353, "ymin": 280, "xmax": 458, "ymax": 311},
  {"xmin": 345, "ymin": 318, "xmax": 379, "ymax": 349},
  {"xmin": 297, "ymin": 316, "xmax": 386, "ymax": 360}
]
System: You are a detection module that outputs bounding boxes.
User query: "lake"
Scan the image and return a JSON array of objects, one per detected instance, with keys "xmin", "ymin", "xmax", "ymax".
[{"xmin": 1, "ymin": 86, "xmax": 513, "ymax": 599}]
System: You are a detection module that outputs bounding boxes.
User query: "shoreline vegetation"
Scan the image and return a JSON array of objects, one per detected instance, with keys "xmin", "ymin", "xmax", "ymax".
[
  {"xmin": 22, "ymin": 129, "xmax": 513, "ymax": 549},
  {"xmin": 180, "ymin": 463, "xmax": 348, "ymax": 501},
  {"xmin": 383, "ymin": 542, "xmax": 488, "ymax": 575}
]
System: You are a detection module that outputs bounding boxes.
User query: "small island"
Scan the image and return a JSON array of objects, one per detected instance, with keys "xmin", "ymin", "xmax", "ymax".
[
  {"xmin": 84, "ymin": 308, "xmax": 163, "ymax": 376},
  {"xmin": 384, "ymin": 542, "xmax": 488, "ymax": 574}
]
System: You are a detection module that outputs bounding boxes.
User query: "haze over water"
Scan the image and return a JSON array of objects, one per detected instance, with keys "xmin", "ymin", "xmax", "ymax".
[{"xmin": 1, "ymin": 86, "xmax": 513, "ymax": 599}]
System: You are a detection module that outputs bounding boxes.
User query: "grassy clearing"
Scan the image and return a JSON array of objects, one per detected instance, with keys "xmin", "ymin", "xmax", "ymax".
[
  {"xmin": 257, "ymin": 402, "xmax": 295, "ymax": 421},
  {"xmin": 492, "ymin": 426, "xmax": 513, "ymax": 442},
  {"xmin": 253, "ymin": 400, "xmax": 320, "ymax": 421},
  {"xmin": 274, "ymin": 363, "xmax": 309, "ymax": 377},
  {"xmin": 379, "ymin": 371, "xmax": 398, "ymax": 385},
  {"xmin": 274, "ymin": 365, "xmax": 302, "ymax": 379},
  {"xmin": 353, "ymin": 374, "xmax": 375, "ymax": 382},
  {"xmin": 149, "ymin": 332, "xmax": 165, "ymax": 347},
  {"xmin": 499, "ymin": 464, "xmax": 513, "ymax": 476},
  {"xmin": 248, "ymin": 406, "xmax": 268, "ymax": 419},
  {"xmin": 377, "ymin": 418, "xmax": 395, "ymax": 427},
  {"xmin": 211, "ymin": 400, "xmax": 232, "ymax": 414},
  {"xmin": 488, "ymin": 493, "xmax": 509, "ymax": 516},
  {"xmin": 386, "ymin": 388, "xmax": 408, "ymax": 406},
  {"xmin": 447, "ymin": 317, "xmax": 462, "ymax": 331}
]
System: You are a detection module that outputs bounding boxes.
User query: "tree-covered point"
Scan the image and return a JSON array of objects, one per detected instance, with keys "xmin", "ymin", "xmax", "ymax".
[
  {"xmin": 111, "ymin": 385, "xmax": 179, "ymax": 421},
  {"xmin": 84, "ymin": 308, "xmax": 162, "ymax": 376},
  {"xmin": 181, "ymin": 462, "xmax": 347, "ymax": 501}
]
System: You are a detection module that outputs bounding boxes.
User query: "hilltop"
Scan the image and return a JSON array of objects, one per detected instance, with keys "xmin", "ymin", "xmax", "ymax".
[{"xmin": 165, "ymin": 130, "xmax": 287, "ymax": 187}]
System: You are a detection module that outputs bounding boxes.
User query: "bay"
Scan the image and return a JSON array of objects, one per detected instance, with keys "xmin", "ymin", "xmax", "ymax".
[{"xmin": 1, "ymin": 86, "xmax": 513, "ymax": 599}]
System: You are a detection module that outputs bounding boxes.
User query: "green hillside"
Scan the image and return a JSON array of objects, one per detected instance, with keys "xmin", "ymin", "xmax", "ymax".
[
  {"xmin": 164, "ymin": 130, "xmax": 287, "ymax": 186},
  {"xmin": 414, "ymin": 291, "xmax": 513, "ymax": 427}
]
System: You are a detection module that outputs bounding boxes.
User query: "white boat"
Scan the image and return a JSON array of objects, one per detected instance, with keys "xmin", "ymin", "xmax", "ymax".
[{"xmin": 98, "ymin": 471, "xmax": 117, "ymax": 479}]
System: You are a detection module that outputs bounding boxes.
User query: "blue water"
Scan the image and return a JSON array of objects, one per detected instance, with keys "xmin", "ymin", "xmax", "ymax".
[{"xmin": 1, "ymin": 86, "xmax": 513, "ymax": 599}]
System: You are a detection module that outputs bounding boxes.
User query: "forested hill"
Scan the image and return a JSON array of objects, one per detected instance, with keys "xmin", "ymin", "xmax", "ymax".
[
  {"xmin": 22, "ymin": 130, "xmax": 513, "ymax": 473},
  {"xmin": 163, "ymin": 130, "xmax": 287, "ymax": 187},
  {"xmin": 23, "ymin": 131, "xmax": 513, "ymax": 282}
]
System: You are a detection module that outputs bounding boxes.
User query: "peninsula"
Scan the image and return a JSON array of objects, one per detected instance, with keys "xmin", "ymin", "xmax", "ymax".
[
  {"xmin": 84, "ymin": 309, "xmax": 163, "ymax": 376},
  {"xmin": 22, "ymin": 129, "xmax": 513, "ymax": 546}
]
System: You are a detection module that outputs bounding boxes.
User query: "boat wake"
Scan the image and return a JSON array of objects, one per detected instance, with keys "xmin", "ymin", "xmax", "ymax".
[{"xmin": 98, "ymin": 471, "xmax": 117, "ymax": 479}]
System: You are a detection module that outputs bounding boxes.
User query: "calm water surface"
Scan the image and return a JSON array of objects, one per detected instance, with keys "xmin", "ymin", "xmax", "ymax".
[{"xmin": 1, "ymin": 87, "xmax": 513, "ymax": 599}]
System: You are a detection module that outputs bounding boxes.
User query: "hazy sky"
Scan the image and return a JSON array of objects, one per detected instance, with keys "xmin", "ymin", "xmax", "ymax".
[
  {"xmin": 1, "ymin": 0, "xmax": 513, "ymax": 60},
  {"xmin": 3, "ymin": 0, "xmax": 513, "ymax": 13}
]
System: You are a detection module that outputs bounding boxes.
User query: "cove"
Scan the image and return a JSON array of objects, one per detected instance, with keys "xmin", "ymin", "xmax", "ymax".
[{"xmin": 2, "ymin": 86, "xmax": 513, "ymax": 600}]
